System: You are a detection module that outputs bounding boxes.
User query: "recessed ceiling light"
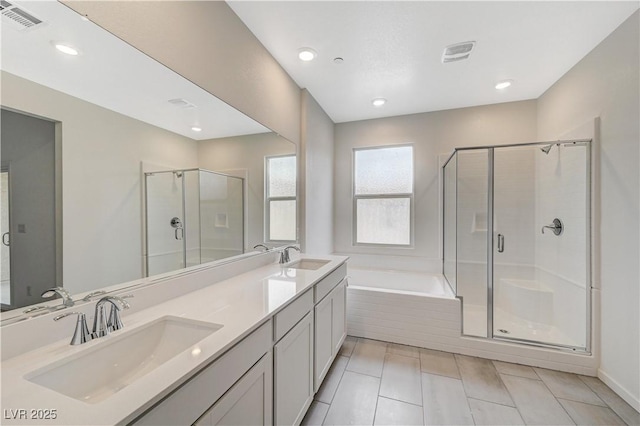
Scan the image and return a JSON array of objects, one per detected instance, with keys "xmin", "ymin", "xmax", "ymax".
[
  {"xmin": 495, "ymin": 80, "xmax": 513, "ymax": 90},
  {"xmin": 372, "ymin": 98, "xmax": 387, "ymax": 107},
  {"xmin": 52, "ymin": 42, "xmax": 80, "ymax": 56},
  {"xmin": 191, "ymin": 126, "xmax": 202, "ymax": 132},
  {"xmin": 298, "ymin": 48, "xmax": 317, "ymax": 62}
]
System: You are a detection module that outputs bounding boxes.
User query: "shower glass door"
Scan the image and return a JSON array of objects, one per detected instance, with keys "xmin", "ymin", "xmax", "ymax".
[
  {"xmin": 145, "ymin": 172, "xmax": 186, "ymax": 276},
  {"xmin": 1, "ymin": 171, "xmax": 11, "ymax": 307},
  {"xmin": 492, "ymin": 143, "xmax": 589, "ymax": 349}
]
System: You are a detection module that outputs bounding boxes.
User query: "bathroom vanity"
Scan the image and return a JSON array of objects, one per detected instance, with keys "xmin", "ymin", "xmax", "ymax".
[{"xmin": 1, "ymin": 253, "xmax": 348, "ymax": 425}]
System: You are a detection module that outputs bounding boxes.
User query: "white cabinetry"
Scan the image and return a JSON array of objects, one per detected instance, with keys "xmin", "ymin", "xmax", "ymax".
[
  {"xmin": 274, "ymin": 311, "xmax": 314, "ymax": 426},
  {"xmin": 195, "ymin": 353, "xmax": 272, "ymax": 426},
  {"xmin": 133, "ymin": 321, "xmax": 272, "ymax": 426},
  {"xmin": 314, "ymin": 278, "xmax": 347, "ymax": 391}
]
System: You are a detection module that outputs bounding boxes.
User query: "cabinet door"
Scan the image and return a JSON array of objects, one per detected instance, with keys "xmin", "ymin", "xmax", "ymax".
[
  {"xmin": 314, "ymin": 292, "xmax": 333, "ymax": 391},
  {"xmin": 331, "ymin": 280, "xmax": 347, "ymax": 354},
  {"xmin": 196, "ymin": 352, "xmax": 273, "ymax": 426},
  {"xmin": 274, "ymin": 311, "xmax": 314, "ymax": 426}
]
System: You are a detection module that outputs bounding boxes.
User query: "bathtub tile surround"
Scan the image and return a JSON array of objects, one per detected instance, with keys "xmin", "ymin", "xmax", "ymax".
[
  {"xmin": 346, "ymin": 256, "xmax": 600, "ymax": 377},
  {"xmin": 304, "ymin": 337, "xmax": 636, "ymax": 426}
]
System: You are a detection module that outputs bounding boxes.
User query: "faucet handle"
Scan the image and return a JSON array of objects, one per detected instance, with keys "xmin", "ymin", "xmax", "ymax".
[
  {"xmin": 81, "ymin": 290, "xmax": 107, "ymax": 301},
  {"xmin": 253, "ymin": 244, "xmax": 270, "ymax": 252},
  {"xmin": 103, "ymin": 295, "xmax": 132, "ymax": 332},
  {"xmin": 42, "ymin": 287, "xmax": 75, "ymax": 307},
  {"xmin": 54, "ymin": 312, "xmax": 91, "ymax": 345}
]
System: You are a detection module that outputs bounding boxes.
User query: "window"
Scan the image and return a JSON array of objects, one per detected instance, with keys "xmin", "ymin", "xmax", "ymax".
[
  {"xmin": 266, "ymin": 155, "xmax": 297, "ymax": 241},
  {"xmin": 354, "ymin": 145, "xmax": 413, "ymax": 245}
]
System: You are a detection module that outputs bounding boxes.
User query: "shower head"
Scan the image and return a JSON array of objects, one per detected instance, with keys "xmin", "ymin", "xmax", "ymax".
[
  {"xmin": 174, "ymin": 171, "xmax": 183, "ymax": 178},
  {"xmin": 540, "ymin": 144, "xmax": 553, "ymax": 154}
]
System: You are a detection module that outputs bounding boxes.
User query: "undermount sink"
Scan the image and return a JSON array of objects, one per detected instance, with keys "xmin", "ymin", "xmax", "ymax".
[
  {"xmin": 288, "ymin": 259, "xmax": 330, "ymax": 270},
  {"xmin": 26, "ymin": 316, "xmax": 223, "ymax": 404}
]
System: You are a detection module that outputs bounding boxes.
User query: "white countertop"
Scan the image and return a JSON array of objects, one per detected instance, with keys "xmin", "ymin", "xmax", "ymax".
[{"xmin": 0, "ymin": 254, "xmax": 348, "ymax": 425}]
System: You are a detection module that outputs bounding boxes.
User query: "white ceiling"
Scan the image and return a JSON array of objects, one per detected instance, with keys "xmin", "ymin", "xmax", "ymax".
[
  {"xmin": 1, "ymin": 0, "xmax": 269, "ymax": 140},
  {"xmin": 228, "ymin": 1, "xmax": 640, "ymax": 123}
]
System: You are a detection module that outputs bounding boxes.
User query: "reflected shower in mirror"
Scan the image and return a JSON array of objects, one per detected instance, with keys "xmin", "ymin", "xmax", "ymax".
[
  {"xmin": 145, "ymin": 169, "xmax": 244, "ymax": 277},
  {"xmin": 0, "ymin": 1, "xmax": 296, "ymax": 316}
]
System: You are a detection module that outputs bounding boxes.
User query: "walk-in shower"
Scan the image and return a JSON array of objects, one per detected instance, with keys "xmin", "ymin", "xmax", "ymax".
[
  {"xmin": 443, "ymin": 139, "xmax": 591, "ymax": 351},
  {"xmin": 144, "ymin": 168, "xmax": 244, "ymax": 277}
]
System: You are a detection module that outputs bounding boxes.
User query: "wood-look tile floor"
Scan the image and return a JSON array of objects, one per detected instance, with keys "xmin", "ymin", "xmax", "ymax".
[{"xmin": 302, "ymin": 337, "xmax": 640, "ymax": 426}]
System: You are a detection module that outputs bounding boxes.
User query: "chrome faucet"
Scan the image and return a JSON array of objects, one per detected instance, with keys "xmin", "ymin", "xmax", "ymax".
[
  {"xmin": 41, "ymin": 287, "xmax": 75, "ymax": 308},
  {"xmin": 253, "ymin": 244, "xmax": 270, "ymax": 252},
  {"xmin": 54, "ymin": 312, "xmax": 91, "ymax": 345},
  {"xmin": 92, "ymin": 296, "xmax": 131, "ymax": 339},
  {"xmin": 279, "ymin": 246, "xmax": 300, "ymax": 264},
  {"xmin": 82, "ymin": 290, "xmax": 107, "ymax": 301}
]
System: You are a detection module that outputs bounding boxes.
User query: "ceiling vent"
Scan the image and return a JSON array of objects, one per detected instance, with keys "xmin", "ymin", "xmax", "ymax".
[
  {"xmin": 1, "ymin": 1, "xmax": 44, "ymax": 31},
  {"xmin": 442, "ymin": 41, "xmax": 475, "ymax": 63},
  {"xmin": 168, "ymin": 98, "xmax": 197, "ymax": 109}
]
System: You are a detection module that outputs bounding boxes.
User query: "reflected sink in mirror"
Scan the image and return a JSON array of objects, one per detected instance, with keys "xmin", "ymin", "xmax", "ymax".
[
  {"xmin": 26, "ymin": 316, "xmax": 222, "ymax": 404},
  {"xmin": 287, "ymin": 259, "xmax": 330, "ymax": 271}
]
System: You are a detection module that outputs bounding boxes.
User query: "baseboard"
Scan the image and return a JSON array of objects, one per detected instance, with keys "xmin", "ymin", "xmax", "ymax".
[{"xmin": 597, "ymin": 368, "xmax": 640, "ymax": 412}]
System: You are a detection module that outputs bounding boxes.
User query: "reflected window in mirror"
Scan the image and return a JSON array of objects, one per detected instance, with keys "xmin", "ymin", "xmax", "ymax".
[{"xmin": 265, "ymin": 155, "xmax": 296, "ymax": 242}]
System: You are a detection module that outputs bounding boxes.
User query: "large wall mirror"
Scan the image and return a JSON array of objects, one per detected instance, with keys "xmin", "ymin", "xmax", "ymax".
[{"xmin": 0, "ymin": 1, "xmax": 297, "ymax": 318}]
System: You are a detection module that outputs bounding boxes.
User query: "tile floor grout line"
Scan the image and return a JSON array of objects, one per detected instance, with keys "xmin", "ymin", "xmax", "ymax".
[
  {"xmin": 536, "ymin": 373, "xmax": 579, "ymax": 425},
  {"xmin": 494, "ymin": 370, "xmax": 529, "ymax": 423},
  {"xmin": 496, "ymin": 371, "xmax": 542, "ymax": 381},
  {"xmin": 577, "ymin": 374, "xmax": 634, "ymax": 420},
  {"xmin": 451, "ymin": 354, "xmax": 478, "ymax": 425},
  {"xmin": 371, "ymin": 349, "xmax": 387, "ymax": 426},
  {"xmin": 326, "ymin": 353, "xmax": 351, "ymax": 407},
  {"xmin": 377, "ymin": 394, "xmax": 424, "ymax": 409}
]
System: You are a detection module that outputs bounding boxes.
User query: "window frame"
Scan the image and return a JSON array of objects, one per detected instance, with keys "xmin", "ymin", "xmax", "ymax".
[
  {"xmin": 352, "ymin": 144, "xmax": 415, "ymax": 247},
  {"xmin": 264, "ymin": 154, "xmax": 297, "ymax": 243}
]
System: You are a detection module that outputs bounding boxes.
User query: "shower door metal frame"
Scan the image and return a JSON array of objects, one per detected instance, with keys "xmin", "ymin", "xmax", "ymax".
[
  {"xmin": 442, "ymin": 138, "xmax": 592, "ymax": 353},
  {"xmin": 144, "ymin": 170, "xmax": 187, "ymax": 276},
  {"xmin": 144, "ymin": 168, "xmax": 246, "ymax": 277}
]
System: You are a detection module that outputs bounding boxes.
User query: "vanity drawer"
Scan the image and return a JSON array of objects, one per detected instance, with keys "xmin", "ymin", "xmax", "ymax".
[
  {"xmin": 274, "ymin": 289, "xmax": 313, "ymax": 342},
  {"xmin": 314, "ymin": 263, "xmax": 347, "ymax": 303},
  {"xmin": 133, "ymin": 320, "xmax": 272, "ymax": 426}
]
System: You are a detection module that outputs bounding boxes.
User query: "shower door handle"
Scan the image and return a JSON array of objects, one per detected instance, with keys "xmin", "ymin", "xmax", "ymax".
[
  {"xmin": 2, "ymin": 232, "xmax": 9, "ymax": 246},
  {"xmin": 497, "ymin": 234, "xmax": 505, "ymax": 253},
  {"xmin": 170, "ymin": 217, "xmax": 183, "ymax": 240}
]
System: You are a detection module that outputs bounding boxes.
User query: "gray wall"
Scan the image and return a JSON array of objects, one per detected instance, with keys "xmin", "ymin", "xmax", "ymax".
[
  {"xmin": 64, "ymin": 1, "xmax": 302, "ymax": 145},
  {"xmin": 300, "ymin": 89, "xmax": 335, "ymax": 255},
  {"xmin": 537, "ymin": 11, "xmax": 640, "ymax": 410},
  {"xmin": 197, "ymin": 133, "xmax": 295, "ymax": 248},
  {"xmin": 334, "ymin": 100, "xmax": 538, "ymax": 261},
  {"xmin": 2, "ymin": 71, "xmax": 199, "ymax": 295},
  {"xmin": 1, "ymin": 109, "xmax": 56, "ymax": 308}
]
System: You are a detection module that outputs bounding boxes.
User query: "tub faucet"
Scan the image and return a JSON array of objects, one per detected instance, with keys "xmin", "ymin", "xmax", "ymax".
[
  {"xmin": 280, "ymin": 246, "xmax": 300, "ymax": 264},
  {"xmin": 41, "ymin": 287, "xmax": 75, "ymax": 308},
  {"xmin": 92, "ymin": 296, "xmax": 131, "ymax": 339}
]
